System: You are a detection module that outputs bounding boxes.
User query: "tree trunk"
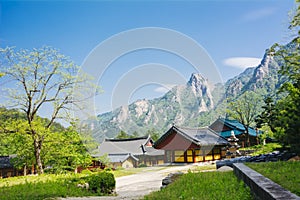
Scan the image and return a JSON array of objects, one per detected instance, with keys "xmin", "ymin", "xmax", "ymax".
[
  {"xmin": 33, "ymin": 139, "xmax": 44, "ymax": 174},
  {"xmin": 23, "ymin": 165, "xmax": 27, "ymax": 176},
  {"xmin": 246, "ymin": 131, "xmax": 250, "ymax": 147},
  {"xmin": 245, "ymin": 126, "xmax": 250, "ymax": 147}
]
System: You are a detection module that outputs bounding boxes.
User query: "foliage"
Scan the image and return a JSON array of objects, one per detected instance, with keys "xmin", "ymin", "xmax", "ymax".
[
  {"xmin": 144, "ymin": 171, "xmax": 252, "ymax": 200},
  {"xmin": 240, "ymin": 143, "xmax": 282, "ymax": 156},
  {"xmin": 246, "ymin": 161, "xmax": 300, "ymax": 196},
  {"xmin": 0, "ymin": 174, "xmax": 95, "ymax": 199},
  {"xmin": 146, "ymin": 128, "xmax": 160, "ymax": 141},
  {"xmin": 0, "ymin": 107, "xmax": 94, "ymax": 174},
  {"xmin": 43, "ymin": 126, "xmax": 93, "ymax": 174},
  {"xmin": 0, "ymin": 46, "xmax": 98, "ymax": 174},
  {"xmin": 115, "ymin": 130, "xmax": 130, "ymax": 139},
  {"xmin": 86, "ymin": 171, "xmax": 115, "ymax": 194},
  {"xmin": 227, "ymin": 91, "xmax": 263, "ymax": 147},
  {"xmin": 138, "ymin": 163, "xmax": 148, "ymax": 168},
  {"xmin": 255, "ymin": 97, "xmax": 277, "ymax": 133},
  {"xmin": 94, "ymin": 154, "xmax": 110, "ymax": 167},
  {"xmin": 0, "ymin": 172, "xmax": 115, "ymax": 199}
]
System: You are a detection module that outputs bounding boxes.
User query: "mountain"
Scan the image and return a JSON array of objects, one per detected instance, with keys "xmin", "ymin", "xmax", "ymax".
[
  {"xmin": 87, "ymin": 42, "xmax": 294, "ymax": 143},
  {"xmin": 89, "ymin": 73, "xmax": 217, "ymax": 142}
]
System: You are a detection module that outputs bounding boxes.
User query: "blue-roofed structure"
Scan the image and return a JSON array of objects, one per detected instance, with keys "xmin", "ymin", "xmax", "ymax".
[{"xmin": 209, "ymin": 118, "xmax": 260, "ymax": 147}]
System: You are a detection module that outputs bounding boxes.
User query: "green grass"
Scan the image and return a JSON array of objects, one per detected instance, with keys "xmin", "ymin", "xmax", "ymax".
[
  {"xmin": 112, "ymin": 167, "xmax": 149, "ymax": 177},
  {"xmin": 143, "ymin": 171, "xmax": 253, "ymax": 200},
  {"xmin": 0, "ymin": 167, "xmax": 158, "ymax": 200},
  {"xmin": 0, "ymin": 173, "xmax": 113, "ymax": 200},
  {"xmin": 240, "ymin": 143, "xmax": 282, "ymax": 155},
  {"xmin": 246, "ymin": 161, "xmax": 300, "ymax": 196},
  {"xmin": 190, "ymin": 164, "xmax": 216, "ymax": 172}
]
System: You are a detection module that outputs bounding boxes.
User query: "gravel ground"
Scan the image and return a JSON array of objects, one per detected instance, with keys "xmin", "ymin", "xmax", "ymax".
[{"xmin": 62, "ymin": 164, "xmax": 196, "ymax": 200}]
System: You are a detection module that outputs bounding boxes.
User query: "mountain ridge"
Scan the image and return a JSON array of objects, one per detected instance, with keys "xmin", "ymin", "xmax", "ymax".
[{"xmin": 87, "ymin": 41, "xmax": 293, "ymax": 143}]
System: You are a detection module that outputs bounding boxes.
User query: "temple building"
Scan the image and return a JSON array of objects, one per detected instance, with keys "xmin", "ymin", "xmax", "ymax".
[{"xmin": 153, "ymin": 125, "xmax": 229, "ymax": 163}]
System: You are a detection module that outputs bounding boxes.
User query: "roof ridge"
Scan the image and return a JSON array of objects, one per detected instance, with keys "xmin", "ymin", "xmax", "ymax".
[
  {"xmin": 174, "ymin": 125, "xmax": 208, "ymax": 130},
  {"xmin": 105, "ymin": 135, "xmax": 149, "ymax": 142}
]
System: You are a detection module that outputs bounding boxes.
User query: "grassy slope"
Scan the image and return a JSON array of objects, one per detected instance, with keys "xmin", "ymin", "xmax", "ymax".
[
  {"xmin": 144, "ymin": 171, "xmax": 253, "ymax": 200},
  {"xmin": 246, "ymin": 161, "xmax": 300, "ymax": 196},
  {"xmin": 0, "ymin": 174, "xmax": 95, "ymax": 200}
]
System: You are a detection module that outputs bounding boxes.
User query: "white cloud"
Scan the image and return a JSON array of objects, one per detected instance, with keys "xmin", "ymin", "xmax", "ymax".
[
  {"xmin": 242, "ymin": 7, "xmax": 277, "ymax": 22},
  {"xmin": 223, "ymin": 57, "xmax": 261, "ymax": 69},
  {"xmin": 154, "ymin": 84, "xmax": 176, "ymax": 93}
]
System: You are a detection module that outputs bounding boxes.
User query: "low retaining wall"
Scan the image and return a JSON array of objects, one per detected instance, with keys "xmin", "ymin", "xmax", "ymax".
[{"xmin": 233, "ymin": 163, "xmax": 300, "ymax": 200}]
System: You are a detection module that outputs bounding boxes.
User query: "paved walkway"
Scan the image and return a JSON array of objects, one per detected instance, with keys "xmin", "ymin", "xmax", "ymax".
[{"xmin": 63, "ymin": 164, "xmax": 195, "ymax": 200}]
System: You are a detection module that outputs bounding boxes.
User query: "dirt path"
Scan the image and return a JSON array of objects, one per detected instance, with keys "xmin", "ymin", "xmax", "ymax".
[{"xmin": 64, "ymin": 164, "xmax": 195, "ymax": 200}]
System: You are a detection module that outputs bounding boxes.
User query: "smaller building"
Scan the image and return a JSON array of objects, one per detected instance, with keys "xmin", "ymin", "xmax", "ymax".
[
  {"xmin": 94, "ymin": 135, "xmax": 165, "ymax": 168},
  {"xmin": 209, "ymin": 118, "xmax": 260, "ymax": 147},
  {"xmin": 0, "ymin": 155, "xmax": 24, "ymax": 178},
  {"xmin": 154, "ymin": 126, "xmax": 229, "ymax": 163},
  {"xmin": 108, "ymin": 153, "xmax": 139, "ymax": 168}
]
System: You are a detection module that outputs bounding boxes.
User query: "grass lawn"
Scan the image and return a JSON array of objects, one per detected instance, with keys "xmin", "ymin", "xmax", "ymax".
[
  {"xmin": 143, "ymin": 171, "xmax": 253, "ymax": 200},
  {"xmin": 0, "ymin": 167, "xmax": 153, "ymax": 200},
  {"xmin": 112, "ymin": 167, "xmax": 150, "ymax": 177},
  {"xmin": 246, "ymin": 161, "xmax": 300, "ymax": 196},
  {"xmin": 0, "ymin": 174, "xmax": 97, "ymax": 200}
]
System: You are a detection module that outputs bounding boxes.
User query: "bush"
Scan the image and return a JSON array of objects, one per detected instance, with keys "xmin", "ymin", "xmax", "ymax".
[
  {"xmin": 138, "ymin": 163, "xmax": 147, "ymax": 168},
  {"xmin": 87, "ymin": 171, "xmax": 115, "ymax": 194}
]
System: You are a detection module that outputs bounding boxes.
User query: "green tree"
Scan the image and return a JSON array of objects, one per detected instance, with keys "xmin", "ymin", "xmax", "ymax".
[
  {"xmin": 43, "ymin": 126, "xmax": 93, "ymax": 173},
  {"xmin": 130, "ymin": 131, "xmax": 139, "ymax": 138},
  {"xmin": 0, "ymin": 47, "xmax": 96, "ymax": 174},
  {"xmin": 226, "ymin": 91, "xmax": 263, "ymax": 147},
  {"xmin": 146, "ymin": 128, "xmax": 160, "ymax": 142},
  {"xmin": 255, "ymin": 96, "xmax": 278, "ymax": 133},
  {"xmin": 116, "ymin": 130, "xmax": 129, "ymax": 139}
]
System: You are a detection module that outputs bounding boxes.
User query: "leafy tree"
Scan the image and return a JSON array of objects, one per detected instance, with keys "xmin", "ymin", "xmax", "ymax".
[
  {"xmin": 0, "ymin": 107, "xmax": 95, "ymax": 174},
  {"xmin": 130, "ymin": 131, "xmax": 139, "ymax": 138},
  {"xmin": 255, "ymin": 96, "xmax": 278, "ymax": 133},
  {"xmin": 115, "ymin": 130, "xmax": 130, "ymax": 139},
  {"xmin": 146, "ymin": 128, "xmax": 160, "ymax": 142},
  {"xmin": 226, "ymin": 91, "xmax": 263, "ymax": 147},
  {"xmin": 0, "ymin": 47, "xmax": 97, "ymax": 174},
  {"xmin": 43, "ymin": 126, "xmax": 93, "ymax": 173}
]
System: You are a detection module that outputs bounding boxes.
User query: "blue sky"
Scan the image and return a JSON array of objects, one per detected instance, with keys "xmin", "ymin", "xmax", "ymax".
[{"xmin": 0, "ymin": 0, "xmax": 297, "ymax": 115}]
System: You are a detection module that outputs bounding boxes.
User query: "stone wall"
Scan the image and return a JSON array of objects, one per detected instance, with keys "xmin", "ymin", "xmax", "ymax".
[{"xmin": 233, "ymin": 163, "xmax": 300, "ymax": 200}]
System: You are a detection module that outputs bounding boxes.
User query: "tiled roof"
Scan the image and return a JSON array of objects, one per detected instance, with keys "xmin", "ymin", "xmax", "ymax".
[
  {"xmin": 154, "ymin": 126, "xmax": 229, "ymax": 148},
  {"xmin": 95, "ymin": 135, "xmax": 164, "ymax": 156},
  {"xmin": 0, "ymin": 156, "xmax": 13, "ymax": 169},
  {"xmin": 174, "ymin": 126, "xmax": 229, "ymax": 146},
  {"xmin": 107, "ymin": 154, "xmax": 139, "ymax": 163},
  {"xmin": 217, "ymin": 118, "xmax": 258, "ymax": 137}
]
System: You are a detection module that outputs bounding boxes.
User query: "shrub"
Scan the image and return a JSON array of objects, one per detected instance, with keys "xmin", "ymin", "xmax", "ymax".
[
  {"xmin": 87, "ymin": 171, "xmax": 115, "ymax": 194},
  {"xmin": 138, "ymin": 163, "xmax": 147, "ymax": 168}
]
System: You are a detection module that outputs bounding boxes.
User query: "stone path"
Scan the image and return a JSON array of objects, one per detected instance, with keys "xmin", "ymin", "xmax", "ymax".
[{"xmin": 63, "ymin": 164, "xmax": 195, "ymax": 200}]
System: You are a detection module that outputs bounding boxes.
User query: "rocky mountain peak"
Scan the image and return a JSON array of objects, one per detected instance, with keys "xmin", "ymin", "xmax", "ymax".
[
  {"xmin": 187, "ymin": 73, "xmax": 207, "ymax": 87},
  {"xmin": 253, "ymin": 52, "xmax": 273, "ymax": 81}
]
